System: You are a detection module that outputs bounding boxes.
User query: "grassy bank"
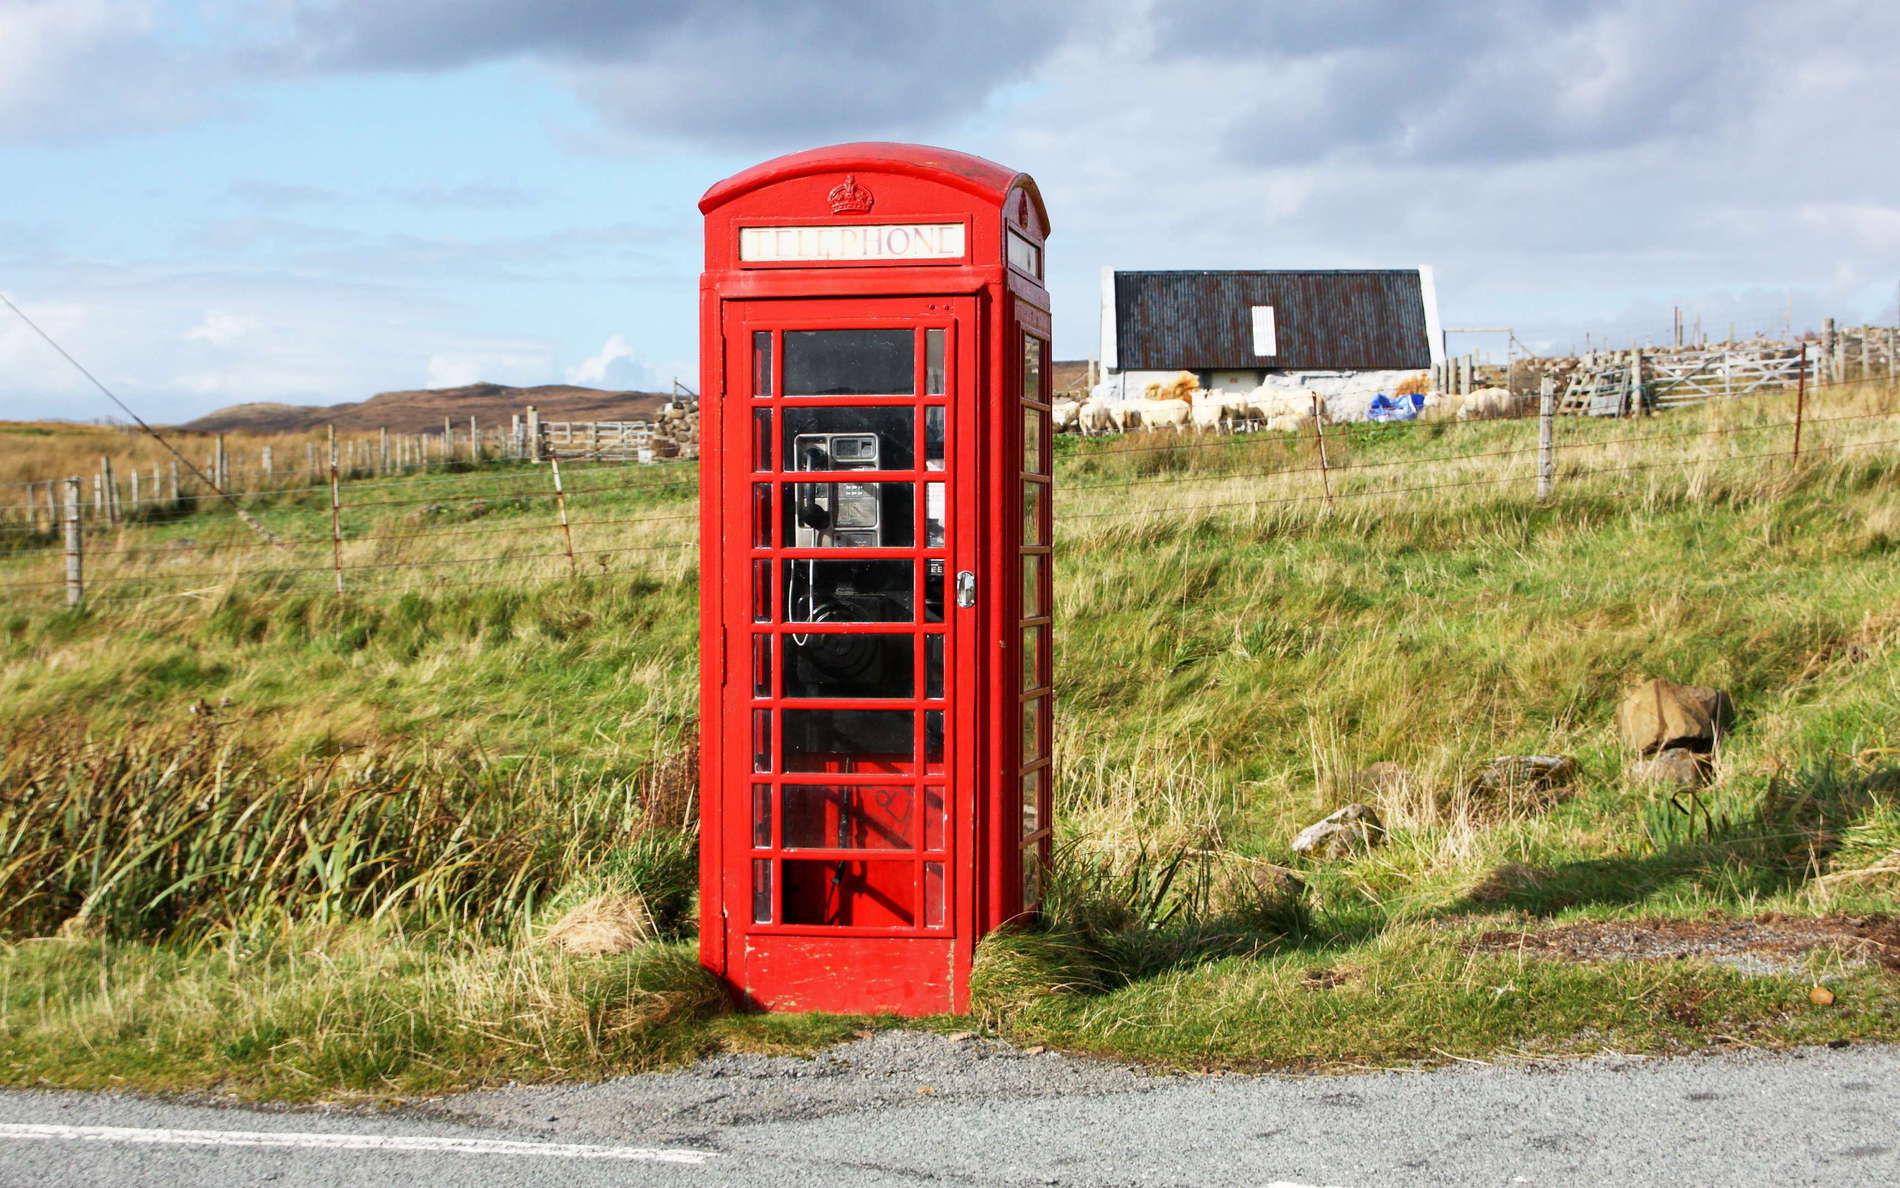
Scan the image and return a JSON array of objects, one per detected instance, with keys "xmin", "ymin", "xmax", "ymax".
[{"xmin": 2, "ymin": 382, "xmax": 1898, "ymax": 1097}]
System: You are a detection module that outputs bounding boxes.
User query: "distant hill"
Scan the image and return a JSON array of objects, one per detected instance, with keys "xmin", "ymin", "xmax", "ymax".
[{"xmin": 181, "ymin": 383, "xmax": 672, "ymax": 435}]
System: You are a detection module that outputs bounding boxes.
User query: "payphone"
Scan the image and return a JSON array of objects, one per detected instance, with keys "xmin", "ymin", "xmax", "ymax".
[{"xmin": 698, "ymin": 143, "xmax": 1052, "ymax": 1014}]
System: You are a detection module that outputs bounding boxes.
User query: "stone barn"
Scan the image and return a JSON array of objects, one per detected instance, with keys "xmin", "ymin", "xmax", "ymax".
[{"xmin": 1097, "ymin": 268, "xmax": 1444, "ymax": 419}]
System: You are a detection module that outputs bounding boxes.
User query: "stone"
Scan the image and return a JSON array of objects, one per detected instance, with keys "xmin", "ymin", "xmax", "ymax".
[
  {"xmin": 1616, "ymin": 678, "xmax": 1733, "ymax": 755},
  {"xmin": 1627, "ymin": 746, "xmax": 1711, "ymax": 788},
  {"xmin": 1290, "ymin": 803, "xmax": 1386, "ymax": 859},
  {"xmin": 1471, "ymin": 755, "xmax": 1578, "ymax": 795}
]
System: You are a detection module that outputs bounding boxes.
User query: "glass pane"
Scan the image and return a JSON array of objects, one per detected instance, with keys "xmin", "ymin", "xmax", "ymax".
[
  {"xmin": 1021, "ymin": 768, "xmax": 1043, "ymax": 838},
  {"xmin": 924, "ymin": 559, "xmax": 946, "ymax": 623},
  {"xmin": 1008, "ymin": 229, "xmax": 1041, "ymax": 277},
  {"xmin": 752, "ymin": 709, "xmax": 773, "ymax": 772},
  {"xmin": 1021, "ymin": 624, "xmax": 1044, "ymax": 692},
  {"xmin": 752, "ymin": 331, "xmax": 772, "ymax": 397},
  {"xmin": 924, "ymin": 861, "xmax": 945, "ymax": 927},
  {"xmin": 783, "ymin": 633, "xmax": 914, "ymax": 699},
  {"xmin": 783, "ymin": 709, "xmax": 915, "ymax": 772},
  {"xmin": 926, "ymin": 709, "xmax": 944, "ymax": 774},
  {"xmin": 1021, "ymin": 481, "xmax": 1046, "ymax": 546},
  {"xmin": 752, "ymin": 783, "xmax": 773, "ymax": 848},
  {"xmin": 752, "ymin": 484, "xmax": 771, "ymax": 548},
  {"xmin": 782, "ymin": 859, "xmax": 914, "ymax": 927},
  {"xmin": 752, "ymin": 633, "xmax": 772, "ymax": 698},
  {"xmin": 1022, "ymin": 847, "xmax": 1042, "ymax": 908},
  {"xmin": 784, "ymin": 406, "xmax": 914, "ymax": 471},
  {"xmin": 752, "ymin": 559, "xmax": 772, "ymax": 622},
  {"xmin": 783, "ymin": 329, "xmax": 914, "ymax": 396},
  {"xmin": 752, "ymin": 858, "xmax": 774, "ymax": 923},
  {"xmin": 924, "ymin": 407, "xmax": 945, "ymax": 470},
  {"xmin": 925, "ymin": 482, "xmax": 944, "ymax": 547},
  {"xmin": 753, "ymin": 409, "xmax": 772, "ymax": 471},
  {"xmin": 1021, "ymin": 696, "xmax": 1045, "ymax": 763},
  {"xmin": 1022, "ymin": 553, "xmax": 1044, "ymax": 617},
  {"xmin": 783, "ymin": 482, "xmax": 915, "ymax": 548},
  {"xmin": 1022, "ymin": 334, "xmax": 1043, "ymax": 403},
  {"xmin": 925, "ymin": 329, "xmax": 946, "ymax": 395},
  {"xmin": 924, "ymin": 785, "xmax": 945, "ymax": 851},
  {"xmin": 783, "ymin": 785, "xmax": 915, "ymax": 850},
  {"xmin": 1022, "ymin": 407, "xmax": 1045, "ymax": 475},
  {"xmin": 925, "ymin": 634, "xmax": 944, "ymax": 699},
  {"xmin": 783, "ymin": 559, "xmax": 913, "ymax": 622}
]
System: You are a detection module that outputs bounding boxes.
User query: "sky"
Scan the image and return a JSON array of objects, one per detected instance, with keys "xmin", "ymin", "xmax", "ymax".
[{"xmin": 3, "ymin": 0, "xmax": 1898, "ymax": 423}]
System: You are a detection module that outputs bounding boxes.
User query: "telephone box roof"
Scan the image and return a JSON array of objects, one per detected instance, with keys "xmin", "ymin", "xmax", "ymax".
[{"xmin": 699, "ymin": 141, "xmax": 1048, "ymax": 229}]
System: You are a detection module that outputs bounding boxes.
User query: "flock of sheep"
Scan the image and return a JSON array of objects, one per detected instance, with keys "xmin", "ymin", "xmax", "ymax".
[{"xmin": 1050, "ymin": 371, "xmax": 1524, "ymax": 436}]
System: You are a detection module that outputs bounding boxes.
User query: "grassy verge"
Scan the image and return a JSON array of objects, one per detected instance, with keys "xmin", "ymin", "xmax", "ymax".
[{"xmin": 1, "ymin": 382, "xmax": 1897, "ymax": 1098}]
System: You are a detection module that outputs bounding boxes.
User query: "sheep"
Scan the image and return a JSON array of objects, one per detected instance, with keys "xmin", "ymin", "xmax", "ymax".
[
  {"xmin": 1051, "ymin": 398, "xmax": 1083, "ymax": 433},
  {"xmin": 1075, "ymin": 399, "xmax": 1116, "ymax": 434},
  {"xmin": 1243, "ymin": 387, "xmax": 1333, "ymax": 434},
  {"xmin": 1456, "ymin": 386, "xmax": 1517, "ymax": 420}
]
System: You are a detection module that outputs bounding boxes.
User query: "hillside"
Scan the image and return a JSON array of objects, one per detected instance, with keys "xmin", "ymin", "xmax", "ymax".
[{"xmin": 180, "ymin": 381, "xmax": 671, "ymax": 435}]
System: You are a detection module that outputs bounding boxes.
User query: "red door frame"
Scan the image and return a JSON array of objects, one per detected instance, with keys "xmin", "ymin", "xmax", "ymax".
[{"xmin": 711, "ymin": 297, "xmax": 979, "ymax": 1014}]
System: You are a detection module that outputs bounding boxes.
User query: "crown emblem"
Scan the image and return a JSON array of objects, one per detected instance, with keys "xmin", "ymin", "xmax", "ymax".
[{"xmin": 827, "ymin": 174, "xmax": 874, "ymax": 215}]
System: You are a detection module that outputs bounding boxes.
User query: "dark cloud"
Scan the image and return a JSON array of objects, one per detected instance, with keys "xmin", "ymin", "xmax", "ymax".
[
  {"xmin": 273, "ymin": 0, "xmax": 1074, "ymax": 147},
  {"xmin": 1147, "ymin": 0, "xmax": 1895, "ymax": 169}
]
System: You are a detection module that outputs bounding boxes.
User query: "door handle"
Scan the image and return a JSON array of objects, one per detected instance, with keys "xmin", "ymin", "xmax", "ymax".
[{"xmin": 955, "ymin": 571, "xmax": 976, "ymax": 608}]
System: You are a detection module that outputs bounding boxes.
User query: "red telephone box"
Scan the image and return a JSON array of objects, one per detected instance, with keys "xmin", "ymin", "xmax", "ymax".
[{"xmin": 696, "ymin": 143, "xmax": 1052, "ymax": 1015}]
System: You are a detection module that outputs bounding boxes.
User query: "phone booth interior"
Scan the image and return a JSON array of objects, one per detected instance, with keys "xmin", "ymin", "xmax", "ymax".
[{"xmin": 698, "ymin": 143, "xmax": 1052, "ymax": 1015}]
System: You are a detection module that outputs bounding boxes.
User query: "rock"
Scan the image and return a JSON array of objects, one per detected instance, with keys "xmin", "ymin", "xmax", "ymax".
[
  {"xmin": 1810, "ymin": 985, "xmax": 1836, "ymax": 1006},
  {"xmin": 1616, "ymin": 678, "xmax": 1733, "ymax": 755},
  {"xmin": 1471, "ymin": 755, "xmax": 1578, "ymax": 795},
  {"xmin": 1627, "ymin": 746, "xmax": 1711, "ymax": 788},
  {"xmin": 1322, "ymin": 761, "xmax": 1413, "ymax": 801},
  {"xmin": 1291, "ymin": 803, "xmax": 1386, "ymax": 859},
  {"xmin": 542, "ymin": 893, "xmax": 654, "ymax": 955}
]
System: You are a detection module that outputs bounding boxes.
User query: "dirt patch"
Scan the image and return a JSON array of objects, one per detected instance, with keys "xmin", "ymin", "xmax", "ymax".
[{"xmin": 1469, "ymin": 914, "xmax": 1900, "ymax": 976}]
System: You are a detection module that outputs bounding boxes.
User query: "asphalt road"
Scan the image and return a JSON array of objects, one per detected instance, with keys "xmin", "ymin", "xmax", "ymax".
[{"xmin": 1, "ymin": 1035, "xmax": 1896, "ymax": 1186}]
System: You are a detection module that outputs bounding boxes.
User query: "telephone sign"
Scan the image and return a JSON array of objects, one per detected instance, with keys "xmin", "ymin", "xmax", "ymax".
[{"xmin": 697, "ymin": 143, "xmax": 1053, "ymax": 1014}]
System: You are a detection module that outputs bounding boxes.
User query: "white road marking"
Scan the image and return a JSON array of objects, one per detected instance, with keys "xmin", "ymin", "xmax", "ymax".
[{"xmin": 0, "ymin": 1123, "xmax": 711, "ymax": 1164}]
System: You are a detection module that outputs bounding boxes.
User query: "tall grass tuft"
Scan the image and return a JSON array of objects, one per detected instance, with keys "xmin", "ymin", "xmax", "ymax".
[{"xmin": 0, "ymin": 719, "xmax": 698, "ymax": 940}]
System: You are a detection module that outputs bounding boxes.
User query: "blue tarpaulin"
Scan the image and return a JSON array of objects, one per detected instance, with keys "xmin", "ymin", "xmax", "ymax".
[{"xmin": 1367, "ymin": 392, "xmax": 1425, "ymax": 422}]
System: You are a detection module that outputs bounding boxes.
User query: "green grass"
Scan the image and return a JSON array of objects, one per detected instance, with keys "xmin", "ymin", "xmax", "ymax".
[{"xmin": 2, "ymin": 383, "xmax": 1898, "ymax": 1097}]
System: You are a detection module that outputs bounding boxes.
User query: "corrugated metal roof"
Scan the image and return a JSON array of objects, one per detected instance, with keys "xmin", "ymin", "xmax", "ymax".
[{"xmin": 1114, "ymin": 270, "xmax": 1433, "ymax": 371}]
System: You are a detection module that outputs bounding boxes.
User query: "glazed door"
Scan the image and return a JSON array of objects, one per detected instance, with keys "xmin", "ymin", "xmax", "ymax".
[{"xmin": 718, "ymin": 297, "xmax": 975, "ymax": 1014}]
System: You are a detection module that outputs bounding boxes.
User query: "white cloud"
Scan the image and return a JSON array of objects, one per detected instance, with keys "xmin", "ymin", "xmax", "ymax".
[
  {"xmin": 0, "ymin": 0, "xmax": 208, "ymax": 141},
  {"xmin": 567, "ymin": 333, "xmax": 667, "ymax": 390},
  {"xmin": 424, "ymin": 345, "xmax": 552, "ymax": 390},
  {"xmin": 184, "ymin": 312, "xmax": 259, "ymax": 347}
]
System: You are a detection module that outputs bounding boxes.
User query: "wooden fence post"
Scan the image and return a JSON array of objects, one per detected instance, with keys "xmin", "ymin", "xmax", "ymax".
[
  {"xmin": 551, "ymin": 459, "xmax": 579, "ymax": 576},
  {"xmin": 328, "ymin": 426, "xmax": 344, "ymax": 594},
  {"xmin": 1537, "ymin": 375, "xmax": 1555, "ymax": 500},
  {"xmin": 214, "ymin": 434, "xmax": 227, "ymax": 489},
  {"xmin": 100, "ymin": 457, "xmax": 119, "ymax": 524},
  {"xmin": 168, "ymin": 459, "xmax": 179, "ymax": 506},
  {"xmin": 527, "ymin": 405, "xmax": 542, "ymax": 462},
  {"xmin": 129, "ymin": 466, "xmax": 142, "ymax": 515},
  {"xmin": 1310, "ymin": 392, "xmax": 1333, "ymax": 511},
  {"xmin": 469, "ymin": 415, "xmax": 479, "ymax": 463},
  {"xmin": 1793, "ymin": 342, "xmax": 1807, "ymax": 466},
  {"xmin": 42, "ymin": 481, "xmax": 57, "ymax": 533},
  {"xmin": 1889, "ymin": 326, "xmax": 1897, "ymax": 406},
  {"xmin": 63, "ymin": 477, "xmax": 83, "ymax": 609}
]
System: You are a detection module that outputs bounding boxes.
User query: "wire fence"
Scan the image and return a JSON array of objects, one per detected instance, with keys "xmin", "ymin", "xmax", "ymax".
[{"xmin": 2, "ymin": 391, "xmax": 1895, "ymax": 611}]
